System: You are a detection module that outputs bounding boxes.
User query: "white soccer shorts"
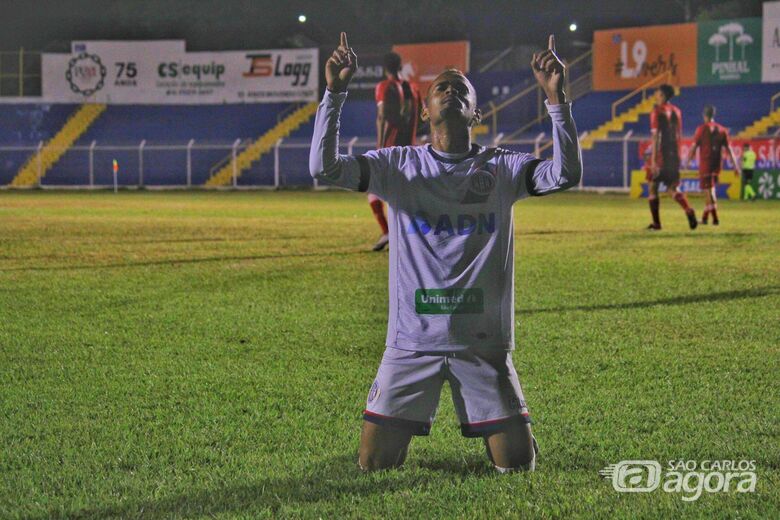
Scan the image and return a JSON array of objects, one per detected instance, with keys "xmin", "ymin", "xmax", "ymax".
[{"xmin": 363, "ymin": 347, "xmax": 531, "ymax": 437}]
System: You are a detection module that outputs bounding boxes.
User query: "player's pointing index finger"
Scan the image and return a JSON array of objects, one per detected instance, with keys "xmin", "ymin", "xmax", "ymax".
[
  {"xmin": 341, "ymin": 32, "xmax": 349, "ymax": 48},
  {"xmin": 548, "ymin": 34, "xmax": 556, "ymax": 53}
]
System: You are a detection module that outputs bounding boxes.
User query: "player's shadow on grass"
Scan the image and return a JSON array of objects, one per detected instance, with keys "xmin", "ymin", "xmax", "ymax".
[
  {"xmin": 518, "ymin": 286, "xmax": 779, "ymax": 315},
  {"xmin": 412, "ymin": 452, "xmax": 494, "ymax": 475},
  {"xmin": 0, "ymin": 249, "xmax": 371, "ymax": 272},
  {"xmin": 51, "ymin": 453, "xmax": 491, "ymax": 519}
]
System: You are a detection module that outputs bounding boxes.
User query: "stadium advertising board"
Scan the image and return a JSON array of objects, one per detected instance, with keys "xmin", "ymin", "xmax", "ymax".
[
  {"xmin": 71, "ymin": 40, "xmax": 185, "ymax": 55},
  {"xmin": 633, "ymin": 137, "xmax": 779, "ymax": 199},
  {"xmin": 762, "ymin": 1, "xmax": 780, "ymax": 81},
  {"xmin": 42, "ymin": 42, "xmax": 318, "ymax": 103},
  {"xmin": 391, "ymin": 41, "xmax": 470, "ymax": 95},
  {"xmin": 593, "ymin": 24, "xmax": 698, "ymax": 91},
  {"xmin": 639, "ymin": 138, "xmax": 779, "ymax": 170},
  {"xmin": 750, "ymin": 169, "xmax": 780, "ymax": 198},
  {"xmin": 697, "ymin": 18, "xmax": 762, "ymax": 85},
  {"xmin": 630, "ymin": 169, "xmax": 741, "ymax": 198},
  {"xmin": 347, "ymin": 50, "xmax": 390, "ymax": 100}
]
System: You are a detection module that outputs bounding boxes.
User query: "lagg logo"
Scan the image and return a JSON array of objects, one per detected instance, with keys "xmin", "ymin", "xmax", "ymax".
[{"xmin": 244, "ymin": 54, "xmax": 311, "ymax": 86}]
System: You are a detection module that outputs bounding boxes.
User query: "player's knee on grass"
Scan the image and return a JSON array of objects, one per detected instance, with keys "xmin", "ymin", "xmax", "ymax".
[
  {"xmin": 484, "ymin": 421, "xmax": 535, "ymax": 472},
  {"xmin": 358, "ymin": 420, "xmax": 412, "ymax": 471}
]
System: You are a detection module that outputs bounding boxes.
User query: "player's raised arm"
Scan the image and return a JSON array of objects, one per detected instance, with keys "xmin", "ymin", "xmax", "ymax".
[
  {"xmin": 526, "ymin": 35, "xmax": 582, "ymax": 195},
  {"xmin": 309, "ymin": 33, "xmax": 370, "ymax": 191}
]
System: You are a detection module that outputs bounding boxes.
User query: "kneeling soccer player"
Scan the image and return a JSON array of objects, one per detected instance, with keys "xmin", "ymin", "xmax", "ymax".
[{"xmin": 310, "ymin": 33, "xmax": 582, "ymax": 472}]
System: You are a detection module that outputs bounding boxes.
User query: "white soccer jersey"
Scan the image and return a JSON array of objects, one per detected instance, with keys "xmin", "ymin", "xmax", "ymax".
[{"xmin": 310, "ymin": 90, "xmax": 582, "ymax": 352}]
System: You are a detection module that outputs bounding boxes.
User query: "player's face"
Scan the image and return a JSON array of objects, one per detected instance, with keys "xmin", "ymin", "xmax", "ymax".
[
  {"xmin": 654, "ymin": 89, "xmax": 666, "ymax": 105},
  {"xmin": 423, "ymin": 73, "xmax": 480, "ymax": 127}
]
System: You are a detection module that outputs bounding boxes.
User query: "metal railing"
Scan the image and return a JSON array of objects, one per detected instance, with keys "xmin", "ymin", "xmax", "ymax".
[
  {"xmin": 0, "ymin": 139, "xmax": 334, "ymax": 188},
  {"xmin": 0, "ymin": 133, "xmax": 647, "ymax": 191},
  {"xmin": 6, "ymin": 129, "xmax": 765, "ymax": 191},
  {"xmin": 611, "ymin": 70, "xmax": 672, "ymax": 119},
  {"xmin": 478, "ymin": 48, "xmax": 593, "ymax": 142},
  {"xmin": 207, "ymin": 139, "xmax": 250, "ymax": 181},
  {"xmin": 770, "ymin": 92, "xmax": 780, "ymax": 112},
  {"xmin": 0, "ymin": 141, "xmax": 243, "ymax": 188},
  {"xmin": 276, "ymin": 102, "xmax": 305, "ymax": 123}
]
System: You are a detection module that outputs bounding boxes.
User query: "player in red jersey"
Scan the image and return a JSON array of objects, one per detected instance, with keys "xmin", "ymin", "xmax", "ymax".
[
  {"xmin": 647, "ymin": 84, "xmax": 697, "ymax": 230},
  {"xmin": 367, "ymin": 52, "xmax": 421, "ymax": 251},
  {"xmin": 685, "ymin": 105, "xmax": 741, "ymax": 225}
]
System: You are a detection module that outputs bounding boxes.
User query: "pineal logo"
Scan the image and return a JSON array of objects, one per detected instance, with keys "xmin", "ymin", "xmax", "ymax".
[
  {"xmin": 66, "ymin": 53, "xmax": 107, "ymax": 97},
  {"xmin": 707, "ymin": 22, "xmax": 754, "ymax": 80}
]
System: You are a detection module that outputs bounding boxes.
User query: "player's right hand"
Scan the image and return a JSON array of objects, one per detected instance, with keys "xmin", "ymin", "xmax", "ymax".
[{"xmin": 326, "ymin": 32, "xmax": 358, "ymax": 93}]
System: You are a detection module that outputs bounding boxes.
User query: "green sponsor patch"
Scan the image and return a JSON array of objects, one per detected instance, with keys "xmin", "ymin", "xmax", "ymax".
[
  {"xmin": 697, "ymin": 17, "xmax": 761, "ymax": 85},
  {"xmin": 415, "ymin": 288, "xmax": 484, "ymax": 314}
]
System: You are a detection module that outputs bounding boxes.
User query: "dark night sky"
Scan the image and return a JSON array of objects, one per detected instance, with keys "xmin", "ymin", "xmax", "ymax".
[{"xmin": 0, "ymin": 0, "xmax": 764, "ymax": 52}]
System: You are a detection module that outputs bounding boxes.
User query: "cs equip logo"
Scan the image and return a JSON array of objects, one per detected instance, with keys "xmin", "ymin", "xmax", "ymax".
[
  {"xmin": 66, "ymin": 53, "xmax": 106, "ymax": 97},
  {"xmin": 599, "ymin": 460, "xmax": 662, "ymax": 492}
]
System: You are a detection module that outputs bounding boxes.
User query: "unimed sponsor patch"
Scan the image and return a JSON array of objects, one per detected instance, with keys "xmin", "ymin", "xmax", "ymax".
[{"xmin": 414, "ymin": 288, "xmax": 484, "ymax": 314}]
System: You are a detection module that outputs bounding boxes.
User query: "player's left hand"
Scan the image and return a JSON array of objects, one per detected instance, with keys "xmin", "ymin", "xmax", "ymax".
[{"xmin": 532, "ymin": 35, "xmax": 566, "ymax": 105}]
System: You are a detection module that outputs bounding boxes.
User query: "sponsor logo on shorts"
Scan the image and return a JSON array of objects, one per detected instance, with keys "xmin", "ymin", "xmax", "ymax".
[
  {"xmin": 508, "ymin": 396, "xmax": 526, "ymax": 411},
  {"xmin": 367, "ymin": 380, "xmax": 380, "ymax": 403},
  {"xmin": 415, "ymin": 288, "xmax": 484, "ymax": 314}
]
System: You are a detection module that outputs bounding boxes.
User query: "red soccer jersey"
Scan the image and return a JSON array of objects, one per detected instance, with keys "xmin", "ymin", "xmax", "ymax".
[
  {"xmin": 693, "ymin": 122, "xmax": 730, "ymax": 175},
  {"xmin": 375, "ymin": 78, "xmax": 420, "ymax": 147},
  {"xmin": 650, "ymin": 102, "xmax": 683, "ymax": 170}
]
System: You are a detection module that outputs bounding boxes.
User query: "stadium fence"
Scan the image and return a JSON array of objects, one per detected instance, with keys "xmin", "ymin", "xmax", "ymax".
[{"xmin": 3, "ymin": 132, "xmax": 757, "ymax": 191}]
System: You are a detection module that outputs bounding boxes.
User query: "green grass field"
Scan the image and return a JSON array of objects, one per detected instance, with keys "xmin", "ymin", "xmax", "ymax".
[{"xmin": 1, "ymin": 190, "xmax": 778, "ymax": 519}]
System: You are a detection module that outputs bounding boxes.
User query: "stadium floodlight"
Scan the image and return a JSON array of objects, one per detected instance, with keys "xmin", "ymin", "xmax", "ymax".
[
  {"xmin": 569, "ymin": 22, "xmax": 577, "ymax": 32},
  {"xmin": 298, "ymin": 14, "xmax": 307, "ymax": 23}
]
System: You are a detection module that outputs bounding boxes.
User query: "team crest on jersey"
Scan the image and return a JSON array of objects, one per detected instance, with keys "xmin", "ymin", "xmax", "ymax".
[
  {"xmin": 470, "ymin": 170, "xmax": 496, "ymax": 195},
  {"xmin": 462, "ymin": 166, "xmax": 496, "ymax": 204},
  {"xmin": 368, "ymin": 380, "xmax": 380, "ymax": 403}
]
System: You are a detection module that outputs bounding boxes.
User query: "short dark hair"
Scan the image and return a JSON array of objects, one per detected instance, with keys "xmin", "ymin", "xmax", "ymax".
[
  {"xmin": 658, "ymin": 84, "xmax": 675, "ymax": 101},
  {"xmin": 384, "ymin": 52, "xmax": 402, "ymax": 74},
  {"xmin": 743, "ymin": 143, "xmax": 750, "ymax": 148},
  {"xmin": 703, "ymin": 105, "xmax": 716, "ymax": 119},
  {"xmin": 426, "ymin": 68, "xmax": 472, "ymax": 99}
]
